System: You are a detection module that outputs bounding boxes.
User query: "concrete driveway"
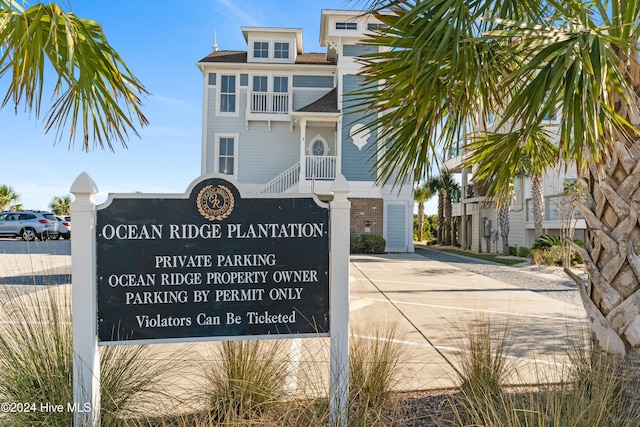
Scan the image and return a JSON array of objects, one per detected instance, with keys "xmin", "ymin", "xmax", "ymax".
[{"xmin": 349, "ymin": 250, "xmax": 587, "ymax": 390}]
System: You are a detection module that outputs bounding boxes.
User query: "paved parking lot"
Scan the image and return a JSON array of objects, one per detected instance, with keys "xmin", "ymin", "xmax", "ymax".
[
  {"xmin": 0, "ymin": 241, "xmax": 587, "ymax": 392},
  {"xmin": 0, "ymin": 239, "xmax": 70, "ymax": 293}
]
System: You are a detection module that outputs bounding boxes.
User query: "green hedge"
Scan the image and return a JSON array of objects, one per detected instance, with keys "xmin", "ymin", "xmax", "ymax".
[{"xmin": 350, "ymin": 234, "xmax": 386, "ymax": 254}]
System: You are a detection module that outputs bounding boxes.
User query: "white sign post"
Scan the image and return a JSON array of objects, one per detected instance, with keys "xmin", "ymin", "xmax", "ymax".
[
  {"xmin": 329, "ymin": 175, "xmax": 351, "ymax": 427},
  {"xmin": 70, "ymin": 172, "xmax": 101, "ymax": 426}
]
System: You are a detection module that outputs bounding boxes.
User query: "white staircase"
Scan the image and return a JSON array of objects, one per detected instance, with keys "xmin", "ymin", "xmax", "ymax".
[{"xmin": 257, "ymin": 162, "xmax": 300, "ymax": 194}]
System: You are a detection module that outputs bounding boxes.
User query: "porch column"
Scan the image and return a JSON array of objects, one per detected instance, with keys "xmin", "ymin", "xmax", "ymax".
[
  {"xmin": 336, "ymin": 117, "xmax": 342, "ymax": 175},
  {"xmin": 299, "ymin": 119, "xmax": 307, "ymax": 188}
]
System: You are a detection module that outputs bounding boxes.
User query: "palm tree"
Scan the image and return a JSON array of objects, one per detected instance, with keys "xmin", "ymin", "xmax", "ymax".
[
  {"xmin": 49, "ymin": 194, "xmax": 71, "ymax": 215},
  {"xmin": 0, "ymin": 185, "xmax": 20, "ymax": 211},
  {"xmin": 414, "ymin": 184, "xmax": 435, "ymax": 242},
  {"xmin": 427, "ymin": 176, "xmax": 444, "ymax": 244},
  {"xmin": 465, "ymin": 126, "xmax": 558, "ymax": 244},
  {"xmin": 427, "ymin": 172, "xmax": 459, "ymax": 246},
  {"xmin": 0, "ymin": 1, "xmax": 148, "ymax": 150},
  {"xmin": 358, "ymin": 0, "xmax": 640, "ymax": 384},
  {"xmin": 440, "ymin": 172, "xmax": 460, "ymax": 246}
]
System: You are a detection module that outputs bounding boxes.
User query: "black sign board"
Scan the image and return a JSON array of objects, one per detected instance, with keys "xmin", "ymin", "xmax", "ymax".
[{"xmin": 96, "ymin": 177, "xmax": 329, "ymax": 344}]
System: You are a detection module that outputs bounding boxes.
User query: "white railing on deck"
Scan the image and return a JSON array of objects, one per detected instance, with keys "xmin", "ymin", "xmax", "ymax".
[
  {"xmin": 305, "ymin": 156, "xmax": 336, "ymax": 180},
  {"xmin": 257, "ymin": 162, "xmax": 300, "ymax": 194},
  {"xmin": 250, "ymin": 91, "xmax": 289, "ymax": 114}
]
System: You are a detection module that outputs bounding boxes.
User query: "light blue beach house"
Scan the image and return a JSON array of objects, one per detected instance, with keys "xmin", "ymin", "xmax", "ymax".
[{"xmin": 196, "ymin": 9, "xmax": 414, "ymax": 252}]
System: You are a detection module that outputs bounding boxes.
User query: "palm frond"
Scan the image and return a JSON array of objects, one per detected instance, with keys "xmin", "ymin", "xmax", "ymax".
[{"xmin": 0, "ymin": 1, "xmax": 148, "ymax": 151}]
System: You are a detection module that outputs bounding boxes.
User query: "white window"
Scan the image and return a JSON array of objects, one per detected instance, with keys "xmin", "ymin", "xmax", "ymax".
[
  {"xmin": 214, "ymin": 134, "xmax": 238, "ymax": 178},
  {"xmin": 336, "ymin": 22, "xmax": 358, "ymax": 30},
  {"xmin": 252, "ymin": 76, "xmax": 268, "ymax": 112},
  {"xmin": 272, "ymin": 77, "xmax": 288, "ymax": 113},
  {"xmin": 308, "ymin": 135, "xmax": 329, "ymax": 156},
  {"xmin": 253, "ymin": 41, "xmax": 269, "ymax": 58},
  {"xmin": 219, "ymin": 75, "xmax": 237, "ymax": 114},
  {"xmin": 274, "ymin": 42, "xmax": 289, "ymax": 59},
  {"xmin": 367, "ymin": 23, "xmax": 387, "ymax": 31},
  {"xmin": 250, "ymin": 75, "xmax": 289, "ymax": 113},
  {"xmin": 273, "ymin": 76, "xmax": 288, "ymax": 93},
  {"xmin": 253, "ymin": 76, "xmax": 268, "ymax": 92}
]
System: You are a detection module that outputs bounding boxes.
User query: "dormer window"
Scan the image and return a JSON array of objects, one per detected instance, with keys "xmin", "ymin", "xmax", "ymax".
[
  {"xmin": 274, "ymin": 42, "xmax": 289, "ymax": 59},
  {"xmin": 249, "ymin": 39, "xmax": 293, "ymax": 62},
  {"xmin": 253, "ymin": 41, "xmax": 269, "ymax": 58},
  {"xmin": 367, "ymin": 23, "xmax": 388, "ymax": 31},
  {"xmin": 336, "ymin": 22, "xmax": 357, "ymax": 30}
]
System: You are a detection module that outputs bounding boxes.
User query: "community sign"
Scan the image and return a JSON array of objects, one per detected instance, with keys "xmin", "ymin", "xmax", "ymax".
[{"xmin": 96, "ymin": 176, "xmax": 330, "ymax": 344}]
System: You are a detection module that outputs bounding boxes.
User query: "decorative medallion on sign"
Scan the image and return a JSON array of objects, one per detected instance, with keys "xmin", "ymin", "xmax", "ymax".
[
  {"xmin": 197, "ymin": 184, "xmax": 235, "ymax": 220},
  {"xmin": 349, "ymin": 123, "xmax": 370, "ymax": 151}
]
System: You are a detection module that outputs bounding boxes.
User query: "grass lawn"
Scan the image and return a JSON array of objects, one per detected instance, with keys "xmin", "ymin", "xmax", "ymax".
[{"xmin": 416, "ymin": 244, "xmax": 527, "ymax": 266}]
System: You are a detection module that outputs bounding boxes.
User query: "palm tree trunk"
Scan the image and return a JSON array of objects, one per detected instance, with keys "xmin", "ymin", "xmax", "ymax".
[
  {"xmin": 437, "ymin": 192, "xmax": 444, "ymax": 244},
  {"xmin": 444, "ymin": 192, "xmax": 452, "ymax": 246},
  {"xmin": 569, "ymin": 148, "xmax": 640, "ymax": 398},
  {"xmin": 531, "ymin": 172, "xmax": 545, "ymax": 239},
  {"xmin": 566, "ymin": 53, "xmax": 640, "ymax": 399},
  {"xmin": 498, "ymin": 198, "xmax": 510, "ymax": 255},
  {"xmin": 417, "ymin": 202, "xmax": 425, "ymax": 242}
]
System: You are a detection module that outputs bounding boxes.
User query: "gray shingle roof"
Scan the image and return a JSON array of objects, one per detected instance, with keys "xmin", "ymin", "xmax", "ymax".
[
  {"xmin": 198, "ymin": 51, "xmax": 335, "ymax": 65},
  {"xmin": 296, "ymin": 88, "xmax": 339, "ymax": 113}
]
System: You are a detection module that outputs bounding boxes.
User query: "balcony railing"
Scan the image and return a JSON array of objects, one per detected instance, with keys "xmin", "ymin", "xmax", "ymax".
[
  {"xmin": 249, "ymin": 91, "xmax": 289, "ymax": 114},
  {"xmin": 305, "ymin": 156, "xmax": 336, "ymax": 180}
]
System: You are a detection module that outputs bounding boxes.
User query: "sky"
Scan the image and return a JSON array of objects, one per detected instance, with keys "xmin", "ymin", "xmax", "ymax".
[{"xmin": 1, "ymin": 0, "xmax": 437, "ymax": 215}]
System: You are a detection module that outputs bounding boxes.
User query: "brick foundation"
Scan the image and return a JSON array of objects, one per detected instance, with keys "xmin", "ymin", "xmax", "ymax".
[{"xmin": 349, "ymin": 198, "xmax": 383, "ymax": 236}]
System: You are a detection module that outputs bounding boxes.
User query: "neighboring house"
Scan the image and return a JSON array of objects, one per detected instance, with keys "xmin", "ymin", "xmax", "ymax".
[
  {"xmin": 195, "ymin": 9, "xmax": 414, "ymax": 252},
  {"xmin": 444, "ymin": 119, "xmax": 587, "ymax": 253}
]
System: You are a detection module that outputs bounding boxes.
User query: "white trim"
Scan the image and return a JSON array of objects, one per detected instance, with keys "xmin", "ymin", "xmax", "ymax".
[
  {"xmin": 307, "ymin": 134, "xmax": 330, "ymax": 155},
  {"xmin": 201, "ymin": 73, "xmax": 210, "ymax": 175},
  {"xmin": 251, "ymin": 73, "xmax": 291, "ymax": 93},
  {"xmin": 247, "ymin": 36, "xmax": 295, "ymax": 64},
  {"xmin": 213, "ymin": 133, "xmax": 239, "ymax": 180},
  {"xmin": 215, "ymin": 74, "xmax": 239, "ymax": 117}
]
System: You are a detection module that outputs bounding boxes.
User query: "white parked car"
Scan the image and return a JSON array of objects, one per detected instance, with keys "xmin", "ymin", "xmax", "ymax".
[
  {"xmin": 55, "ymin": 215, "xmax": 71, "ymax": 239},
  {"xmin": 0, "ymin": 210, "xmax": 59, "ymax": 241}
]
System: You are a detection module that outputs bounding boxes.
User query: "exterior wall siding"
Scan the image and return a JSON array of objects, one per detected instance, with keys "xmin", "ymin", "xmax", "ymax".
[
  {"xmin": 206, "ymin": 87, "xmax": 299, "ymax": 185},
  {"xmin": 507, "ymin": 208, "xmax": 526, "ymax": 249},
  {"xmin": 343, "ymin": 44, "xmax": 378, "ymax": 57},
  {"xmin": 341, "ymin": 75, "xmax": 376, "ymax": 182},
  {"xmin": 292, "ymin": 75, "xmax": 334, "ymax": 88},
  {"xmin": 238, "ymin": 122, "xmax": 300, "ymax": 184}
]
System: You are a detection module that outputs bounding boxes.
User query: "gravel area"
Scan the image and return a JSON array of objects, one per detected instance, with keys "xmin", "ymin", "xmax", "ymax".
[{"xmin": 415, "ymin": 247, "xmax": 585, "ymax": 307}]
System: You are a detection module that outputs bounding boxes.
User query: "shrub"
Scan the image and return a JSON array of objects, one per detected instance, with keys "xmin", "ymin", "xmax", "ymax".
[
  {"xmin": 508, "ymin": 246, "xmax": 518, "ymax": 256},
  {"xmin": 350, "ymin": 234, "xmax": 386, "ymax": 254},
  {"xmin": 452, "ymin": 316, "xmax": 515, "ymax": 426},
  {"xmin": 0, "ymin": 286, "xmax": 171, "ymax": 426},
  {"xmin": 531, "ymin": 236, "xmax": 582, "ymax": 266},
  {"xmin": 203, "ymin": 340, "xmax": 289, "ymax": 422},
  {"xmin": 532, "ymin": 234, "xmax": 562, "ymax": 249},
  {"xmin": 349, "ymin": 324, "xmax": 403, "ymax": 425},
  {"xmin": 517, "ymin": 246, "xmax": 531, "ymax": 258},
  {"xmin": 452, "ymin": 318, "xmax": 640, "ymax": 427},
  {"xmin": 531, "ymin": 246, "xmax": 565, "ymax": 266}
]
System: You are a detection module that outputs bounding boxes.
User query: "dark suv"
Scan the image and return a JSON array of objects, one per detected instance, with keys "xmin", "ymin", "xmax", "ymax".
[{"xmin": 0, "ymin": 210, "xmax": 60, "ymax": 241}]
